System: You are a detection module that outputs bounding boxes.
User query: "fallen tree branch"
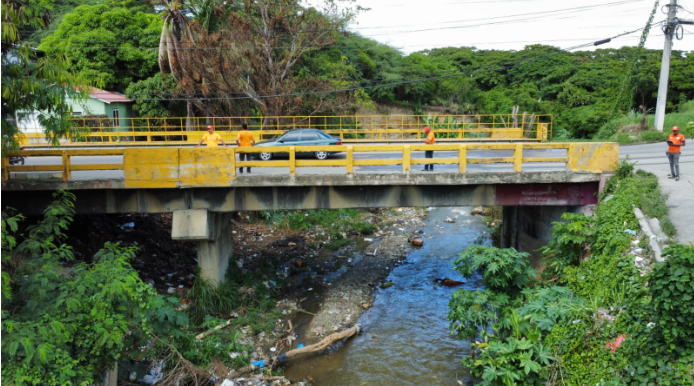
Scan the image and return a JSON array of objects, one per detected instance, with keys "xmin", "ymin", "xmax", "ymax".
[
  {"xmin": 274, "ymin": 324, "xmax": 362, "ymax": 365},
  {"xmin": 195, "ymin": 319, "xmax": 233, "ymax": 340}
]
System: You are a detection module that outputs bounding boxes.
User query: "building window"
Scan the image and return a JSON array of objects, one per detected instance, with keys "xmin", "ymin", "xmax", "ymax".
[{"xmin": 112, "ymin": 109, "xmax": 120, "ymax": 127}]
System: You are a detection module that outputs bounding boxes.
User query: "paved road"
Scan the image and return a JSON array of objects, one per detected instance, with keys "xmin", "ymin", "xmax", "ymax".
[
  {"xmin": 621, "ymin": 143, "xmax": 694, "ymax": 246},
  {"xmin": 15, "ymin": 147, "xmax": 569, "ymax": 180}
]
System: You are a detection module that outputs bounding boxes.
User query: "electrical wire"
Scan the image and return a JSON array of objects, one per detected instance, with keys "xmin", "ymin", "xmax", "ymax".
[{"xmin": 6, "ymin": 0, "xmax": 648, "ymax": 40}]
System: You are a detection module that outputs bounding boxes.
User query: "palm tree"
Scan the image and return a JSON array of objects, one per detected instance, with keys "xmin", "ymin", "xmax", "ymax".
[{"xmin": 159, "ymin": 0, "xmax": 197, "ymax": 129}]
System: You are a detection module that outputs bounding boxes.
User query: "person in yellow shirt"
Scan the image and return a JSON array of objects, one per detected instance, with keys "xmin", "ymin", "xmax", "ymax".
[
  {"xmin": 196, "ymin": 125, "xmax": 227, "ymax": 148},
  {"xmin": 236, "ymin": 123, "xmax": 256, "ymax": 174},
  {"xmin": 422, "ymin": 126, "xmax": 435, "ymax": 171}
]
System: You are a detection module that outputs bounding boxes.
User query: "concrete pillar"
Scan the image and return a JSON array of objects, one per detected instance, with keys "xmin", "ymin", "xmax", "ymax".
[{"xmin": 172, "ymin": 209, "xmax": 233, "ymax": 284}]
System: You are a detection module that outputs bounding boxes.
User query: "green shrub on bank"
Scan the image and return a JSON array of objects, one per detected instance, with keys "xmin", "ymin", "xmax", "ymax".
[
  {"xmin": 448, "ymin": 161, "xmax": 693, "ymax": 385},
  {"xmin": 453, "ymin": 246, "xmax": 537, "ymax": 297},
  {"xmin": 259, "ymin": 209, "xmax": 376, "ymax": 236}
]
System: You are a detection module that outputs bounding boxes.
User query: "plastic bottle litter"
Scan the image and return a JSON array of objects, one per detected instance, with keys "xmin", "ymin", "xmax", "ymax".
[
  {"xmin": 364, "ymin": 238, "xmax": 373, "ymax": 242},
  {"xmin": 121, "ymin": 222, "xmax": 135, "ymax": 229},
  {"xmin": 624, "ymin": 229, "xmax": 637, "ymax": 236},
  {"xmin": 252, "ymin": 359, "xmax": 265, "ymax": 368},
  {"xmin": 297, "ymin": 344, "xmax": 305, "ymax": 348}
]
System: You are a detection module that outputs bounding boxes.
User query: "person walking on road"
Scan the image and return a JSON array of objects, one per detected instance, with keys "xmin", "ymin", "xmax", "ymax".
[
  {"xmin": 666, "ymin": 126, "xmax": 685, "ymax": 181},
  {"xmin": 196, "ymin": 125, "xmax": 227, "ymax": 147},
  {"xmin": 236, "ymin": 123, "xmax": 256, "ymax": 174},
  {"xmin": 422, "ymin": 126, "xmax": 435, "ymax": 171}
]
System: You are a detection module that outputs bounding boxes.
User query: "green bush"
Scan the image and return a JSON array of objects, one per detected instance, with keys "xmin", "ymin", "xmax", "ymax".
[
  {"xmin": 463, "ymin": 310, "xmax": 554, "ymax": 386},
  {"xmin": 661, "ymin": 217, "xmax": 677, "ymax": 238},
  {"xmin": 639, "ymin": 129, "xmax": 669, "ymax": 143},
  {"xmin": 453, "ymin": 246, "xmax": 537, "ymax": 297},
  {"xmin": 448, "ymin": 289, "xmax": 509, "ymax": 342},
  {"xmin": 539, "ymin": 213, "xmax": 595, "ymax": 277},
  {"xmin": 651, "ymin": 244, "xmax": 694, "ymax": 348},
  {"xmin": 610, "ymin": 132, "xmax": 636, "ymax": 145}
]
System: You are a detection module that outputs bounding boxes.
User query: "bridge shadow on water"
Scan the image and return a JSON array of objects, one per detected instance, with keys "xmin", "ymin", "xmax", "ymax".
[{"xmin": 285, "ymin": 207, "xmax": 489, "ymax": 386}]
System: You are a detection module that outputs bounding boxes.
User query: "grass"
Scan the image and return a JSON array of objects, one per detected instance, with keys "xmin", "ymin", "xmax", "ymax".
[{"xmin": 561, "ymin": 106, "xmax": 694, "ymax": 144}]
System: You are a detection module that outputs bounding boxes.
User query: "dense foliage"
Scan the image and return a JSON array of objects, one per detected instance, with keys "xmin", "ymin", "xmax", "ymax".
[
  {"xmin": 1, "ymin": 0, "xmax": 93, "ymax": 151},
  {"xmin": 0, "ymin": 192, "xmax": 282, "ymax": 385},
  {"xmin": 39, "ymin": 3, "xmax": 162, "ymax": 91},
  {"xmin": 28, "ymin": 0, "xmax": 693, "ymax": 138},
  {"xmin": 448, "ymin": 163, "xmax": 694, "ymax": 385}
]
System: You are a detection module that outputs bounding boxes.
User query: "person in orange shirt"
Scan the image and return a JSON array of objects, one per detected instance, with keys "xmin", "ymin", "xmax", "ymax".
[
  {"xmin": 666, "ymin": 126, "xmax": 685, "ymax": 181},
  {"xmin": 422, "ymin": 126, "xmax": 435, "ymax": 171},
  {"xmin": 196, "ymin": 125, "xmax": 227, "ymax": 148},
  {"xmin": 236, "ymin": 123, "xmax": 256, "ymax": 174}
]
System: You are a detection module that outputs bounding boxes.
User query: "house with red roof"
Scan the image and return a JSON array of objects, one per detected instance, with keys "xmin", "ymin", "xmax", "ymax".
[
  {"xmin": 69, "ymin": 88, "xmax": 135, "ymax": 130},
  {"xmin": 16, "ymin": 88, "xmax": 135, "ymax": 135}
]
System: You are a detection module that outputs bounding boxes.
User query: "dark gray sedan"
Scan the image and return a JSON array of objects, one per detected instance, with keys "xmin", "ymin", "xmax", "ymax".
[{"xmin": 254, "ymin": 128, "xmax": 342, "ymax": 160}]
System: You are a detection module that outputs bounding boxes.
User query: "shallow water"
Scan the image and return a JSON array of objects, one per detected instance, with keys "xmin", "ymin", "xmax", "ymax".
[{"xmin": 285, "ymin": 207, "xmax": 489, "ymax": 386}]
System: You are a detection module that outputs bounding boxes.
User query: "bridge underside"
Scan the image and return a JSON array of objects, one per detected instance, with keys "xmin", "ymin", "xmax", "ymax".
[{"xmin": 2, "ymin": 171, "xmax": 602, "ymax": 215}]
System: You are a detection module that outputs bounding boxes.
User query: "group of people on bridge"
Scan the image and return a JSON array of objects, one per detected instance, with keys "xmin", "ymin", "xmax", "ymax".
[
  {"xmin": 196, "ymin": 124, "xmax": 255, "ymax": 174},
  {"xmin": 192, "ymin": 123, "xmax": 685, "ymax": 179}
]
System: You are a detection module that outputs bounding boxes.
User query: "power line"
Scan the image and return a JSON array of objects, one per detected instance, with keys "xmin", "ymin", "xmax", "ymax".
[{"xmin": 11, "ymin": 0, "xmax": 647, "ymax": 42}]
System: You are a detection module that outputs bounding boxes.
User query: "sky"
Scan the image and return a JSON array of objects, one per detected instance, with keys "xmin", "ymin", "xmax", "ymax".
[{"xmin": 345, "ymin": 0, "xmax": 694, "ymax": 54}]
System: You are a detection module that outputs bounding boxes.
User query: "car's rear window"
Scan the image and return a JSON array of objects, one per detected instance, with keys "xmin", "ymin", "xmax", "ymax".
[{"xmin": 316, "ymin": 131, "xmax": 332, "ymax": 139}]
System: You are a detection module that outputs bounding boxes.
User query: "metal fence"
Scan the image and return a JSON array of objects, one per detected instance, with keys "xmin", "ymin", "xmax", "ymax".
[{"xmin": 11, "ymin": 114, "xmax": 553, "ymax": 146}]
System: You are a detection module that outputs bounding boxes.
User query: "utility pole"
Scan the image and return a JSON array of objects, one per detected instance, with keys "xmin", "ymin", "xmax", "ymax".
[{"xmin": 654, "ymin": 0, "xmax": 678, "ymax": 132}]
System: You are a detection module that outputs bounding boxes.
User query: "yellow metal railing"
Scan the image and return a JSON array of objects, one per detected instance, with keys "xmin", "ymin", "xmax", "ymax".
[
  {"xmin": 2, "ymin": 142, "xmax": 617, "ymax": 187},
  {"xmin": 11, "ymin": 114, "xmax": 553, "ymax": 146}
]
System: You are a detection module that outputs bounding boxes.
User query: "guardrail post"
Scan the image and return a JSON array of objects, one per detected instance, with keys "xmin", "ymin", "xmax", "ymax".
[
  {"xmin": 458, "ymin": 145, "xmax": 467, "ymax": 174},
  {"xmin": 514, "ymin": 144, "xmax": 523, "ymax": 172},
  {"xmin": 62, "ymin": 150, "xmax": 71, "ymax": 181},
  {"xmin": 346, "ymin": 146, "xmax": 354, "ymax": 175},
  {"xmin": 289, "ymin": 146, "xmax": 296, "ymax": 177},
  {"xmin": 403, "ymin": 145, "xmax": 411, "ymax": 174},
  {"xmin": 1, "ymin": 157, "xmax": 9, "ymax": 182},
  {"xmin": 230, "ymin": 148, "xmax": 236, "ymax": 178}
]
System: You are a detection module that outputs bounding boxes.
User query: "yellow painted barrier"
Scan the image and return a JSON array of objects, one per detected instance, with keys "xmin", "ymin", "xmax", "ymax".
[
  {"xmin": 12, "ymin": 114, "xmax": 553, "ymax": 147},
  {"xmin": 1, "ymin": 142, "xmax": 616, "ymax": 186}
]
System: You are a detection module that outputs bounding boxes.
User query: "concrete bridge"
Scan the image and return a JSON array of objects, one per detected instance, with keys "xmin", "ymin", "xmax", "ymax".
[{"xmin": 1, "ymin": 142, "xmax": 618, "ymax": 283}]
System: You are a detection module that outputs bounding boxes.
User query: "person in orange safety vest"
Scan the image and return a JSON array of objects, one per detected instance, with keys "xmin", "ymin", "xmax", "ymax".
[
  {"xmin": 422, "ymin": 126, "xmax": 435, "ymax": 171},
  {"xmin": 666, "ymin": 126, "xmax": 685, "ymax": 181}
]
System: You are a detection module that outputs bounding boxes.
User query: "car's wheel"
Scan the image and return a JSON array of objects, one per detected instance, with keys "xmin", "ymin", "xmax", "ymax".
[
  {"xmin": 259, "ymin": 152, "xmax": 273, "ymax": 161},
  {"xmin": 315, "ymin": 151, "xmax": 328, "ymax": 160}
]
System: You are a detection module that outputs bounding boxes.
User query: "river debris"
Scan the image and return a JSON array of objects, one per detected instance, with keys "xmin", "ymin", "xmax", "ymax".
[
  {"xmin": 409, "ymin": 237, "xmax": 424, "ymax": 246},
  {"xmin": 274, "ymin": 325, "xmax": 363, "ymax": 365},
  {"xmin": 434, "ymin": 277, "xmax": 465, "ymax": 287},
  {"xmin": 380, "ymin": 282, "xmax": 395, "ymax": 289}
]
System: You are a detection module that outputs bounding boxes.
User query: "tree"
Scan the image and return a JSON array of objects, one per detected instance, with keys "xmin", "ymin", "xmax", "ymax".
[
  {"xmin": 159, "ymin": 0, "xmax": 361, "ymax": 121},
  {"xmin": 0, "ymin": 192, "xmax": 164, "ymax": 385},
  {"xmin": 1, "ymin": 0, "xmax": 92, "ymax": 151},
  {"xmin": 39, "ymin": 4, "xmax": 163, "ymax": 91},
  {"xmin": 125, "ymin": 73, "xmax": 186, "ymax": 117}
]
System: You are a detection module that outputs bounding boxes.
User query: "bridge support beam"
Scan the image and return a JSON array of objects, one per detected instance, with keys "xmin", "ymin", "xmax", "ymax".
[{"xmin": 172, "ymin": 209, "xmax": 233, "ymax": 285}]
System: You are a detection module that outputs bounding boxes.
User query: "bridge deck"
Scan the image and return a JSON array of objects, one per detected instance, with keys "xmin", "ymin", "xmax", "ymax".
[{"xmin": 2, "ymin": 142, "xmax": 618, "ymax": 189}]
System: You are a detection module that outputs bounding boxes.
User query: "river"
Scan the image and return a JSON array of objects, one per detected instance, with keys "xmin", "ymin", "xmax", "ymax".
[{"xmin": 285, "ymin": 207, "xmax": 489, "ymax": 386}]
